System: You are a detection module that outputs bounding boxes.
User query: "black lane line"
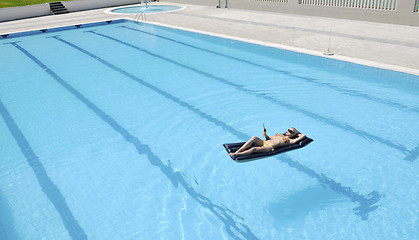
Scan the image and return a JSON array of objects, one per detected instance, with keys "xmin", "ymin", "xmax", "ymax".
[
  {"xmin": 86, "ymin": 30, "xmax": 412, "ymax": 159},
  {"xmin": 0, "ymin": 61, "xmax": 88, "ymax": 240},
  {"xmin": 51, "ymin": 35, "xmax": 382, "ymax": 220},
  {"xmin": 120, "ymin": 25, "xmax": 419, "ymax": 114},
  {"xmin": 11, "ymin": 40, "xmax": 259, "ymax": 240}
]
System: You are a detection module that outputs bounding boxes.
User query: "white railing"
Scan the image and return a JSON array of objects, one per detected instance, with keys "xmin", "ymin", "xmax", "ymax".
[
  {"xmin": 299, "ymin": 0, "xmax": 397, "ymax": 11},
  {"xmin": 134, "ymin": 11, "xmax": 146, "ymax": 22}
]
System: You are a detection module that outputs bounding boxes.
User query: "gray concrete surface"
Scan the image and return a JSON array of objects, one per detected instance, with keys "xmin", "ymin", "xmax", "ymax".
[
  {"xmin": 170, "ymin": 0, "xmax": 419, "ymax": 26},
  {"xmin": 1, "ymin": 2, "xmax": 419, "ymax": 74}
]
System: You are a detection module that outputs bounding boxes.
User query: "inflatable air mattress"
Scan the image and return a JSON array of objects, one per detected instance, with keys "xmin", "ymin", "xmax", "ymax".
[{"xmin": 224, "ymin": 137, "xmax": 313, "ymax": 162}]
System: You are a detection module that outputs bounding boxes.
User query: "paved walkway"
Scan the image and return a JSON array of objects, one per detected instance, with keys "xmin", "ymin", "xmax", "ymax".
[{"xmin": 1, "ymin": 2, "xmax": 419, "ymax": 74}]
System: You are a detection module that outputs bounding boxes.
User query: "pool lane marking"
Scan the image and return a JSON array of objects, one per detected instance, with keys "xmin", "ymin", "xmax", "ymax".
[
  {"xmin": 49, "ymin": 35, "xmax": 382, "ymax": 220},
  {"xmin": 405, "ymin": 145, "xmax": 419, "ymax": 162},
  {"xmin": 120, "ymin": 25, "xmax": 419, "ymax": 114},
  {"xmin": 84, "ymin": 30, "xmax": 412, "ymax": 159},
  {"xmin": 0, "ymin": 100, "xmax": 88, "ymax": 240},
  {"xmin": 10, "ymin": 41, "xmax": 258, "ymax": 240},
  {"xmin": 120, "ymin": 27, "xmax": 419, "ymax": 163},
  {"xmin": 0, "ymin": 68, "xmax": 88, "ymax": 240}
]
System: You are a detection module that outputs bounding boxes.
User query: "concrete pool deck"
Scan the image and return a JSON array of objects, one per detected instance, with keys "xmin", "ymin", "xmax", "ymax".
[{"xmin": 1, "ymin": 1, "xmax": 419, "ymax": 75}]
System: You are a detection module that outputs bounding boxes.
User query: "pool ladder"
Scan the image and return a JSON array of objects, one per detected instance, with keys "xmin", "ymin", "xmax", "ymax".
[{"xmin": 134, "ymin": 11, "xmax": 147, "ymax": 23}]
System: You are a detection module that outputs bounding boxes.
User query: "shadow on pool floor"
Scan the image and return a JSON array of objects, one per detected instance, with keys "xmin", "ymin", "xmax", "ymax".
[{"xmin": 267, "ymin": 183, "xmax": 348, "ymax": 225}]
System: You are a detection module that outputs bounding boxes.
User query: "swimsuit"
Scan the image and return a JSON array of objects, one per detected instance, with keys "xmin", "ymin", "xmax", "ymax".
[
  {"xmin": 263, "ymin": 141, "xmax": 275, "ymax": 151},
  {"xmin": 264, "ymin": 135, "xmax": 290, "ymax": 152},
  {"xmin": 275, "ymin": 133, "xmax": 290, "ymax": 143}
]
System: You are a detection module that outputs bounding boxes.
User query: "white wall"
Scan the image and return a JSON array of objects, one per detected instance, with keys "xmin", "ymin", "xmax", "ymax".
[
  {"xmin": 0, "ymin": 4, "xmax": 50, "ymax": 22},
  {"xmin": 0, "ymin": 0, "xmax": 139, "ymax": 22},
  {"xmin": 65, "ymin": 0, "xmax": 139, "ymax": 12}
]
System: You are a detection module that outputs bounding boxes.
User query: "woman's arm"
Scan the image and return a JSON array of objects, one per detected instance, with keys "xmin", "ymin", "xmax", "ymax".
[
  {"xmin": 263, "ymin": 124, "xmax": 270, "ymax": 140},
  {"xmin": 290, "ymin": 134, "xmax": 306, "ymax": 144}
]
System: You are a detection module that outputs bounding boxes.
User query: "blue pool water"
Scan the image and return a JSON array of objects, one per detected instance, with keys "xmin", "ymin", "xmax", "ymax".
[
  {"xmin": 111, "ymin": 5, "xmax": 182, "ymax": 14},
  {"xmin": 0, "ymin": 20, "xmax": 418, "ymax": 239}
]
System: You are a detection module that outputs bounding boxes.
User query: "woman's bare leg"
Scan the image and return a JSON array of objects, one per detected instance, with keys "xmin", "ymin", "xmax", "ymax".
[
  {"xmin": 235, "ymin": 136, "xmax": 264, "ymax": 153},
  {"xmin": 230, "ymin": 146, "xmax": 271, "ymax": 158}
]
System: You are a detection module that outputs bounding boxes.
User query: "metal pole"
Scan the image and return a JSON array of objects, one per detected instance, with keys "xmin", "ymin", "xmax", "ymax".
[{"xmin": 324, "ymin": 26, "xmax": 334, "ymax": 55}]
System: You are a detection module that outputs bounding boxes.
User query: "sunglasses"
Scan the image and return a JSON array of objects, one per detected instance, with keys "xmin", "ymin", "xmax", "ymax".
[{"xmin": 287, "ymin": 129, "xmax": 294, "ymax": 134}]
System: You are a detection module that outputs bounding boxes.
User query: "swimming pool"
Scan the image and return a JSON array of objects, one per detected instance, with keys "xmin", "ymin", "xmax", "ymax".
[
  {"xmin": 109, "ymin": 5, "xmax": 182, "ymax": 14},
  {"xmin": 0, "ymin": 20, "xmax": 418, "ymax": 239}
]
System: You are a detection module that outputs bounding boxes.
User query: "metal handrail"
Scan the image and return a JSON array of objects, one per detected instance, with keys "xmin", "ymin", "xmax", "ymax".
[{"xmin": 134, "ymin": 11, "xmax": 146, "ymax": 22}]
